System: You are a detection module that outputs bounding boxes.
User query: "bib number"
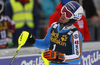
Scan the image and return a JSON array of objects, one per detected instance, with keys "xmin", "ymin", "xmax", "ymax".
[
  {"xmin": 52, "ymin": 44, "xmax": 56, "ymax": 51},
  {"xmin": 0, "ymin": 30, "xmax": 6, "ymax": 39}
]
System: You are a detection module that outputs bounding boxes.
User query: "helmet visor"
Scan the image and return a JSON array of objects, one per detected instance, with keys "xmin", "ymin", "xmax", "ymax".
[{"xmin": 61, "ymin": 6, "xmax": 73, "ymax": 19}]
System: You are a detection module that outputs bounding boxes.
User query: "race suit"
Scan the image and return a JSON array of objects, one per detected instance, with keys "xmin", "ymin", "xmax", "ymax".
[{"xmin": 33, "ymin": 22, "xmax": 83, "ymax": 65}]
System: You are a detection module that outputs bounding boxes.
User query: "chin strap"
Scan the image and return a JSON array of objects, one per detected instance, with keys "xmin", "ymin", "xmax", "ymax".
[{"xmin": 59, "ymin": 22, "xmax": 72, "ymax": 26}]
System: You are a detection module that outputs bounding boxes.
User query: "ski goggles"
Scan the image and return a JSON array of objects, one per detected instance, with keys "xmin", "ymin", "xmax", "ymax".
[{"xmin": 61, "ymin": 6, "xmax": 74, "ymax": 19}]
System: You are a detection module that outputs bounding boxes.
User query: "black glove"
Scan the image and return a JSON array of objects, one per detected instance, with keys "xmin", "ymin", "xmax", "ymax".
[{"xmin": 26, "ymin": 32, "xmax": 35, "ymax": 44}]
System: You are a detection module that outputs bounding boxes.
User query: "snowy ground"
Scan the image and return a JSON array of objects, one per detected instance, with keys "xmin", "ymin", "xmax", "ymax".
[
  {"xmin": 0, "ymin": 41, "xmax": 100, "ymax": 58},
  {"xmin": 0, "ymin": 47, "xmax": 44, "ymax": 58}
]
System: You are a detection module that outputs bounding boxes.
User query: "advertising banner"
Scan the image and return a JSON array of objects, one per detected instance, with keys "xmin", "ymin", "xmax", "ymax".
[
  {"xmin": 0, "ymin": 50, "xmax": 100, "ymax": 65},
  {"xmin": 0, "ymin": 54, "xmax": 44, "ymax": 65},
  {"xmin": 79, "ymin": 50, "xmax": 100, "ymax": 65}
]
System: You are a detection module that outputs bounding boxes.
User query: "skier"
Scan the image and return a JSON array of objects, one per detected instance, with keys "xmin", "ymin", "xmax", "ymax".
[
  {"xmin": 19, "ymin": 1, "xmax": 84, "ymax": 65},
  {"xmin": 48, "ymin": 0, "xmax": 90, "ymax": 41}
]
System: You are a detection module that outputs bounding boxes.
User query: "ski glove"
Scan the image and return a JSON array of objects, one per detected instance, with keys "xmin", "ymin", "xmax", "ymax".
[
  {"xmin": 43, "ymin": 50, "xmax": 65, "ymax": 63},
  {"xmin": 58, "ymin": 53, "xmax": 65, "ymax": 61},
  {"xmin": 43, "ymin": 50, "xmax": 57, "ymax": 60},
  {"xmin": 26, "ymin": 32, "xmax": 35, "ymax": 44}
]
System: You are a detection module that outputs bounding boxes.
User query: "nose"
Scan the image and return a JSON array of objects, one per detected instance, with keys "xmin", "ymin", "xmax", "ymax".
[{"xmin": 61, "ymin": 13, "xmax": 66, "ymax": 18}]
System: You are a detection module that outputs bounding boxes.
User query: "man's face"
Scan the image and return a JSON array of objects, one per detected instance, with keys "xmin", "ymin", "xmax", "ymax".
[{"xmin": 59, "ymin": 14, "xmax": 70, "ymax": 24}]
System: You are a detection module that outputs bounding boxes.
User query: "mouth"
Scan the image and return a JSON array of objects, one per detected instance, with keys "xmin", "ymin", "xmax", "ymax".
[
  {"xmin": 59, "ymin": 17, "xmax": 64, "ymax": 23},
  {"xmin": 61, "ymin": 17, "xmax": 64, "ymax": 20}
]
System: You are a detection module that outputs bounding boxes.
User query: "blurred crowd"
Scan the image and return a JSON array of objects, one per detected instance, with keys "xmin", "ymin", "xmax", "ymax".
[{"xmin": 0, "ymin": 0, "xmax": 100, "ymax": 48}]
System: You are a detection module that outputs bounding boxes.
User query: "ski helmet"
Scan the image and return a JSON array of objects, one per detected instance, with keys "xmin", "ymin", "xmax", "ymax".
[{"xmin": 61, "ymin": 1, "xmax": 83, "ymax": 21}]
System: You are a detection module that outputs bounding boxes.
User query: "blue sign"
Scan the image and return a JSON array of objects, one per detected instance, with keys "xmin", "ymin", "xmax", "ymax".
[
  {"xmin": 80, "ymin": 50, "xmax": 100, "ymax": 65},
  {"xmin": 0, "ymin": 50, "xmax": 100, "ymax": 65},
  {"xmin": 0, "ymin": 55, "xmax": 44, "ymax": 65}
]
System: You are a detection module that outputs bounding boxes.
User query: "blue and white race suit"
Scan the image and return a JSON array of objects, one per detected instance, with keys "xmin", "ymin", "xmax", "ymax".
[{"xmin": 33, "ymin": 22, "xmax": 84, "ymax": 65}]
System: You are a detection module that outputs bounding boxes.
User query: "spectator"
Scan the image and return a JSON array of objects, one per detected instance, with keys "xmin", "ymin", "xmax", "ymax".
[
  {"xmin": 5, "ymin": 0, "xmax": 40, "ymax": 46},
  {"xmin": 40, "ymin": 0, "xmax": 60, "ymax": 25},
  {"xmin": 83, "ymin": 0, "xmax": 98, "ymax": 22},
  {"xmin": 82, "ymin": 0, "xmax": 99, "ymax": 40},
  {"xmin": 0, "ymin": 1, "xmax": 15, "ymax": 48},
  {"xmin": 48, "ymin": 0, "xmax": 90, "ymax": 41}
]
